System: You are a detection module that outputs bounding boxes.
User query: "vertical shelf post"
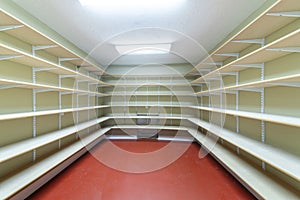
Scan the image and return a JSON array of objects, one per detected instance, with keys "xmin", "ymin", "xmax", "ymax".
[
  {"xmin": 158, "ymin": 77, "xmax": 160, "ymax": 114},
  {"xmin": 58, "ymin": 75, "xmax": 62, "ymax": 149},
  {"xmin": 75, "ymin": 68, "xmax": 79, "ymax": 139},
  {"xmin": 200, "ymin": 85, "xmax": 203, "ymax": 120},
  {"xmin": 219, "ymin": 77, "xmax": 224, "ymax": 144},
  {"xmin": 146, "ymin": 77, "xmax": 149, "ymax": 115},
  {"xmin": 236, "ymin": 72, "xmax": 240, "ymax": 154},
  {"xmin": 124, "ymin": 77, "xmax": 126, "ymax": 118},
  {"xmin": 170, "ymin": 77, "xmax": 173, "ymax": 125},
  {"xmin": 87, "ymin": 81, "xmax": 91, "ymax": 133},
  {"xmin": 32, "ymin": 68, "xmax": 37, "ymax": 161},
  {"xmin": 96, "ymin": 75, "xmax": 100, "ymax": 119},
  {"xmin": 260, "ymin": 63, "xmax": 266, "ymax": 170}
]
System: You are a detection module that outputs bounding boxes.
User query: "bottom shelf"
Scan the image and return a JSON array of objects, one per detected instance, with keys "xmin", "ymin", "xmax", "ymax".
[
  {"xmin": 0, "ymin": 127, "xmax": 111, "ymax": 200},
  {"xmin": 188, "ymin": 129, "xmax": 300, "ymax": 200},
  {"xmin": 1, "ymin": 125, "xmax": 299, "ymax": 199}
]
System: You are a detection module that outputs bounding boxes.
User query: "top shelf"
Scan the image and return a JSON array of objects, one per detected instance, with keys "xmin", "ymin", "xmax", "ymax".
[
  {"xmin": 189, "ymin": 0, "xmax": 300, "ymax": 76},
  {"xmin": 193, "ymin": 28, "xmax": 300, "ymax": 83},
  {"xmin": 0, "ymin": 5, "xmax": 107, "ymax": 76}
]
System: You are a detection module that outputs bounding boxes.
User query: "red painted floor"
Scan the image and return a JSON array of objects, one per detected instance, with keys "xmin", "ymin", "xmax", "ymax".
[{"xmin": 27, "ymin": 140, "xmax": 255, "ymax": 200}]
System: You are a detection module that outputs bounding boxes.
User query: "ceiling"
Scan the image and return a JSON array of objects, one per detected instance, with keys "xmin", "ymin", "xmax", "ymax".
[{"xmin": 13, "ymin": 0, "xmax": 265, "ymax": 69}]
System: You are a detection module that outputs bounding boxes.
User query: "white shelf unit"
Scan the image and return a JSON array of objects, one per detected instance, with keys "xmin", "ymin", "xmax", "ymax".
[
  {"xmin": 189, "ymin": 105, "xmax": 300, "ymax": 128},
  {"xmin": 195, "ymin": 73, "xmax": 300, "ymax": 95},
  {"xmin": 0, "ymin": 2, "xmax": 113, "ymax": 199},
  {"xmin": 188, "ymin": 128, "xmax": 300, "ymax": 200},
  {"xmin": 0, "ymin": 0, "xmax": 299, "ymax": 199},
  {"xmin": 0, "ymin": 127, "xmax": 111, "ymax": 200},
  {"xmin": 187, "ymin": 0, "xmax": 300, "ymax": 197},
  {"xmin": 0, "ymin": 117, "xmax": 109, "ymax": 163},
  {"xmin": 101, "ymin": 75, "xmax": 194, "ymax": 86},
  {"xmin": 192, "ymin": 28, "xmax": 300, "ymax": 84},
  {"xmin": 0, "ymin": 105, "xmax": 109, "ymax": 121},
  {"xmin": 105, "ymin": 92, "xmax": 196, "ymax": 96},
  {"xmin": 187, "ymin": 118, "xmax": 300, "ymax": 180},
  {"xmin": 0, "ymin": 3, "xmax": 106, "ymax": 75},
  {"xmin": 100, "ymin": 75, "xmax": 200, "ymax": 125}
]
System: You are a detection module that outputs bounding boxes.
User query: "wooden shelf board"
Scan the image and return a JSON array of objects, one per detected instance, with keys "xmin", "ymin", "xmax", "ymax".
[
  {"xmin": 232, "ymin": 31, "xmax": 300, "ymax": 67},
  {"xmin": 195, "ymin": 73, "xmax": 300, "ymax": 95},
  {"xmin": 0, "ymin": 105, "xmax": 109, "ymax": 121},
  {"xmin": 190, "ymin": 0, "xmax": 300, "ymax": 76},
  {"xmin": 5, "ymin": 26, "xmax": 55, "ymax": 46},
  {"xmin": 106, "ymin": 114, "xmax": 192, "ymax": 120},
  {"xmin": 188, "ymin": 118, "xmax": 300, "ymax": 181},
  {"xmin": 0, "ymin": 9, "xmax": 106, "ymax": 75},
  {"xmin": 106, "ymin": 93, "xmax": 195, "ymax": 96},
  {"xmin": 107, "ymin": 103, "xmax": 193, "ymax": 107},
  {"xmin": 189, "ymin": 128, "xmax": 300, "ymax": 200},
  {"xmin": 0, "ymin": 127, "xmax": 111, "ymax": 200},
  {"xmin": 0, "ymin": 117, "xmax": 110, "ymax": 163},
  {"xmin": 188, "ymin": 0, "xmax": 282, "ymax": 75},
  {"xmin": 111, "ymin": 125, "xmax": 188, "ymax": 131},
  {"xmin": 0, "ymin": 78, "xmax": 111, "ymax": 96},
  {"xmin": 0, "ymin": 44, "xmax": 77, "ymax": 75},
  {"xmin": 190, "ymin": 106, "xmax": 300, "ymax": 127},
  {"xmin": 193, "ymin": 29, "xmax": 300, "ymax": 83},
  {"xmin": 104, "ymin": 82, "xmax": 192, "ymax": 87},
  {"xmin": 214, "ymin": 42, "xmax": 252, "ymax": 57},
  {"xmin": 0, "ymin": 11, "xmax": 19, "ymax": 25}
]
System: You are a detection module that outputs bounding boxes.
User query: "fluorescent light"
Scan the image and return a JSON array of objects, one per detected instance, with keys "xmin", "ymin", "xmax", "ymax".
[
  {"xmin": 129, "ymin": 49, "xmax": 168, "ymax": 55},
  {"xmin": 115, "ymin": 44, "xmax": 171, "ymax": 55},
  {"xmin": 79, "ymin": 0, "xmax": 185, "ymax": 11}
]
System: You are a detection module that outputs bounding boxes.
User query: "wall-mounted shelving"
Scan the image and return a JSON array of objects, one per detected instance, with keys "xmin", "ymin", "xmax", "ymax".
[
  {"xmin": 186, "ymin": 0, "xmax": 300, "ymax": 198},
  {"xmin": 0, "ymin": 1, "xmax": 114, "ymax": 199},
  {"xmin": 189, "ymin": 105, "xmax": 300, "ymax": 127},
  {"xmin": 0, "ymin": 0, "xmax": 300, "ymax": 199},
  {"xmin": 0, "ymin": 4, "xmax": 106, "ymax": 75},
  {"xmin": 195, "ymin": 73, "xmax": 300, "ymax": 95}
]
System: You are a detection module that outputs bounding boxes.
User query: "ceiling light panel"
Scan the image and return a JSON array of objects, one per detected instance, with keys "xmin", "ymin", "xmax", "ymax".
[{"xmin": 115, "ymin": 44, "xmax": 171, "ymax": 55}]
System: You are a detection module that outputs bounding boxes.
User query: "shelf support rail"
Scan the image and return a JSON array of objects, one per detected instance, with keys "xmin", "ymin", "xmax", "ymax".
[
  {"xmin": 58, "ymin": 75, "xmax": 65, "ymax": 149},
  {"xmin": 147, "ymin": 77, "xmax": 149, "ymax": 116},
  {"xmin": 96, "ymin": 82, "xmax": 99, "ymax": 120},
  {"xmin": 200, "ymin": 85, "xmax": 203, "ymax": 120},
  {"xmin": 87, "ymin": 80, "xmax": 92, "ymax": 133},
  {"xmin": 75, "ymin": 79, "xmax": 79, "ymax": 139},
  {"xmin": 170, "ymin": 76, "xmax": 173, "ymax": 124},
  {"xmin": 260, "ymin": 63, "xmax": 265, "ymax": 170},
  {"xmin": 235, "ymin": 72, "xmax": 240, "ymax": 154},
  {"xmin": 158, "ymin": 77, "xmax": 160, "ymax": 114},
  {"xmin": 219, "ymin": 78, "xmax": 224, "ymax": 144},
  {"xmin": 124, "ymin": 77, "xmax": 127, "ymax": 116},
  {"xmin": 32, "ymin": 68, "xmax": 37, "ymax": 161}
]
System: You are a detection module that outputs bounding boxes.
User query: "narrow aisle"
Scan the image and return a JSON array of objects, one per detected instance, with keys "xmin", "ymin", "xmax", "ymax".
[{"xmin": 28, "ymin": 141, "xmax": 255, "ymax": 200}]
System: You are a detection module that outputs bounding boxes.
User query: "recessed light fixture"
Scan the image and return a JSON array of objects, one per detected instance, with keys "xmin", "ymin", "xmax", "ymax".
[
  {"xmin": 78, "ymin": 0, "xmax": 185, "ymax": 11},
  {"xmin": 115, "ymin": 44, "xmax": 171, "ymax": 55}
]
